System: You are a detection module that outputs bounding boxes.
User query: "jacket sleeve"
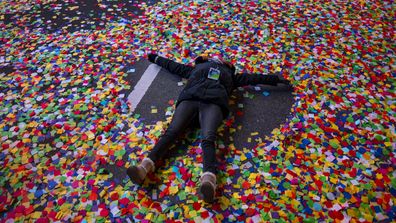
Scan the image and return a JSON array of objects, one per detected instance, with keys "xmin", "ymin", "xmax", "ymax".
[
  {"xmin": 233, "ymin": 73, "xmax": 280, "ymax": 88},
  {"xmin": 154, "ymin": 56, "xmax": 194, "ymax": 78}
]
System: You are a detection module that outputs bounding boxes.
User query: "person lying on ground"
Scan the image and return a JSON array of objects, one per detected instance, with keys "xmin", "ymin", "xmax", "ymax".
[{"xmin": 127, "ymin": 53, "xmax": 292, "ymax": 203}]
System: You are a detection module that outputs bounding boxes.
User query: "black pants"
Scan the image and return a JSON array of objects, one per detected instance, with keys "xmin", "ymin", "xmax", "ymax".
[{"xmin": 148, "ymin": 100, "xmax": 223, "ymax": 174}]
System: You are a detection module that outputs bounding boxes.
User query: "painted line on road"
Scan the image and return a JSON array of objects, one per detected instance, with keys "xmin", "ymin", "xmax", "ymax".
[{"xmin": 128, "ymin": 64, "xmax": 161, "ymax": 112}]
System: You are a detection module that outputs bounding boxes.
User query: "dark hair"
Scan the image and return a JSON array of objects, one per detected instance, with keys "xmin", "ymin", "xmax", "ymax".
[
  {"xmin": 194, "ymin": 55, "xmax": 209, "ymax": 64},
  {"xmin": 195, "ymin": 56, "xmax": 235, "ymax": 73}
]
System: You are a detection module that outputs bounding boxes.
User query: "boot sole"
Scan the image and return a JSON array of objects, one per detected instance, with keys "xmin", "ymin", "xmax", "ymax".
[
  {"xmin": 127, "ymin": 166, "xmax": 144, "ymax": 184},
  {"xmin": 200, "ymin": 182, "xmax": 215, "ymax": 203}
]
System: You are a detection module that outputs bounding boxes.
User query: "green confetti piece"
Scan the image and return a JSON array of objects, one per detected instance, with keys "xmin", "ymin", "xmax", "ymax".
[
  {"xmin": 329, "ymin": 139, "xmax": 339, "ymax": 149},
  {"xmin": 392, "ymin": 177, "xmax": 396, "ymax": 189},
  {"xmin": 178, "ymin": 191, "xmax": 186, "ymax": 200},
  {"xmin": 303, "ymin": 217, "xmax": 316, "ymax": 223}
]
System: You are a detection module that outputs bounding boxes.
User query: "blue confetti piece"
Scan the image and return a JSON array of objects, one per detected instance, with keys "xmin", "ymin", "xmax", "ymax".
[
  {"xmin": 303, "ymin": 207, "xmax": 313, "ymax": 215},
  {"xmin": 343, "ymin": 192, "xmax": 351, "ymax": 199},
  {"xmin": 48, "ymin": 180, "xmax": 57, "ymax": 190},
  {"xmin": 302, "ymin": 73, "xmax": 310, "ymax": 80},
  {"xmin": 262, "ymin": 91, "xmax": 270, "ymax": 96},
  {"xmin": 374, "ymin": 206, "xmax": 381, "ymax": 213},
  {"xmin": 390, "ymin": 188, "xmax": 396, "ymax": 196},
  {"xmin": 277, "ymin": 182, "xmax": 286, "ymax": 191},
  {"xmin": 271, "ymin": 212, "xmax": 280, "ymax": 219},
  {"xmin": 35, "ymin": 189, "xmax": 43, "ymax": 198},
  {"xmin": 302, "ymin": 138, "xmax": 311, "ymax": 146},
  {"xmin": 313, "ymin": 203, "xmax": 322, "ymax": 211},
  {"xmin": 374, "ymin": 148, "xmax": 384, "ymax": 158},
  {"xmin": 358, "ymin": 147, "xmax": 366, "ymax": 154},
  {"xmin": 341, "ymin": 147, "xmax": 349, "ymax": 153}
]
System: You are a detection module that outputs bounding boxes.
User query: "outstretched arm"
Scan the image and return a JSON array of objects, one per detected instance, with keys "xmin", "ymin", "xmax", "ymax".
[
  {"xmin": 233, "ymin": 73, "xmax": 289, "ymax": 88},
  {"xmin": 148, "ymin": 54, "xmax": 194, "ymax": 79}
]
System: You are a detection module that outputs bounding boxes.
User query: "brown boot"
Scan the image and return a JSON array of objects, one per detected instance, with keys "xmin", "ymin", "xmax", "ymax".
[
  {"xmin": 199, "ymin": 172, "xmax": 217, "ymax": 203},
  {"xmin": 127, "ymin": 158, "xmax": 155, "ymax": 184}
]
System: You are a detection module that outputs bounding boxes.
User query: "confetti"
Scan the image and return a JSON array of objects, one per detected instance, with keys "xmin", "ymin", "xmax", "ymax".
[{"xmin": 0, "ymin": 0, "xmax": 394, "ymax": 222}]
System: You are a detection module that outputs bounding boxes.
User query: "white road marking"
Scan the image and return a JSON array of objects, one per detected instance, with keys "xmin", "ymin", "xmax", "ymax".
[{"xmin": 128, "ymin": 64, "xmax": 161, "ymax": 112}]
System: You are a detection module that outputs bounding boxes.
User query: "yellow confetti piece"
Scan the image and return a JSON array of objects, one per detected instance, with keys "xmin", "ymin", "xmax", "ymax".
[
  {"xmin": 185, "ymin": 186, "xmax": 193, "ymax": 193},
  {"xmin": 21, "ymin": 156, "xmax": 29, "ymax": 164},
  {"xmin": 169, "ymin": 186, "xmax": 179, "ymax": 195},
  {"xmin": 22, "ymin": 137, "xmax": 31, "ymax": 143},
  {"xmin": 232, "ymin": 192, "xmax": 241, "ymax": 199},
  {"xmin": 31, "ymin": 212, "xmax": 42, "ymax": 219},
  {"xmin": 329, "ymin": 177, "xmax": 338, "ymax": 184},
  {"xmin": 100, "ymin": 188, "xmax": 108, "ymax": 197},
  {"xmin": 45, "ymin": 63, "xmax": 52, "ymax": 71},
  {"xmin": 361, "ymin": 212, "xmax": 374, "ymax": 222},
  {"xmin": 189, "ymin": 210, "xmax": 197, "ymax": 218},
  {"xmin": 145, "ymin": 213, "xmax": 153, "ymax": 220},
  {"xmin": 285, "ymin": 190, "xmax": 293, "ymax": 198},
  {"xmin": 291, "ymin": 199, "xmax": 300, "ymax": 208},
  {"xmin": 219, "ymin": 197, "xmax": 230, "ymax": 209},
  {"xmin": 56, "ymin": 211, "xmax": 65, "ymax": 220},
  {"xmin": 6, "ymin": 113, "xmax": 15, "ymax": 119},
  {"xmin": 86, "ymin": 131, "xmax": 95, "ymax": 140}
]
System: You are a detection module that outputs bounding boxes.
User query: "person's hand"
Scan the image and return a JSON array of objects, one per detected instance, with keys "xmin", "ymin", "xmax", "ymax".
[
  {"xmin": 279, "ymin": 79, "xmax": 290, "ymax": 85},
  {"xmin": 148, "ymin": 53, "xmax": 158, "ymax": 63},
  {"xmin": 278, "ymin": 78, "xmax": 293, "ymax": 89}
]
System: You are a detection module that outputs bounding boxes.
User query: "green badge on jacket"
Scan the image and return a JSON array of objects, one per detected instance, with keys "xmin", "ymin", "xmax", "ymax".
[{"xmin": 207, "ymin": 67, "xmax": 221, "ymax": 80}]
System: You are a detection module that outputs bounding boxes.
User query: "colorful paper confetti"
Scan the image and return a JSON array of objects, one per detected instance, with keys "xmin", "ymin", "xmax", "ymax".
[{"xmin": 0, "ymin": 0, "xmax": 395, "ymax": 222}]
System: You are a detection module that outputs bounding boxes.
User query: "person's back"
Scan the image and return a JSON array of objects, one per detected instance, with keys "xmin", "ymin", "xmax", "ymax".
[{"xmin": 176, "ymin": 59, "xmax": 234, "ymax": 117}]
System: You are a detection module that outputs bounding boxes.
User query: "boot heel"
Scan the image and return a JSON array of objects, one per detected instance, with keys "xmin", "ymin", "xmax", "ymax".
[
  {"xmin": 127, "ymin": 166, "xmax": 144, "ymax": 184},
  {"xmin": 127, "ymin": 158, "xmax": 155, "ymax": 185},
  {"xmin": 200, "ymin": 181, "xmax": 215, "ymax": 203}
]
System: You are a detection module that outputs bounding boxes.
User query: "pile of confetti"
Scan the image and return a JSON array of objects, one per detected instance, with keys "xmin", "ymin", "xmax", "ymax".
[{"xmin": 1, "ymin": 0, "xmax": 395, "ymax": 222}]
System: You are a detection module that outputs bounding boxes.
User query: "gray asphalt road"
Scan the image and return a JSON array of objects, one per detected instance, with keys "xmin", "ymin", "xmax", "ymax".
[{"xmin": 4, "ymin": 0, "xmax": 160, "ymax": 33}]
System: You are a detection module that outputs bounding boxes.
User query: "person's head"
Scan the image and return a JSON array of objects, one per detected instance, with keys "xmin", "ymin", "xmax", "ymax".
[{"xmin": 195, "ymin": 55, "xmax": 236, "ymax": 73}]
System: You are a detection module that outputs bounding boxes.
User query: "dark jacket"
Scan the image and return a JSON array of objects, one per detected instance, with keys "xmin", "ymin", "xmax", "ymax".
[{"xmin": 154, "ymin": 56, "xmax": 281, "ymax": 118}]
